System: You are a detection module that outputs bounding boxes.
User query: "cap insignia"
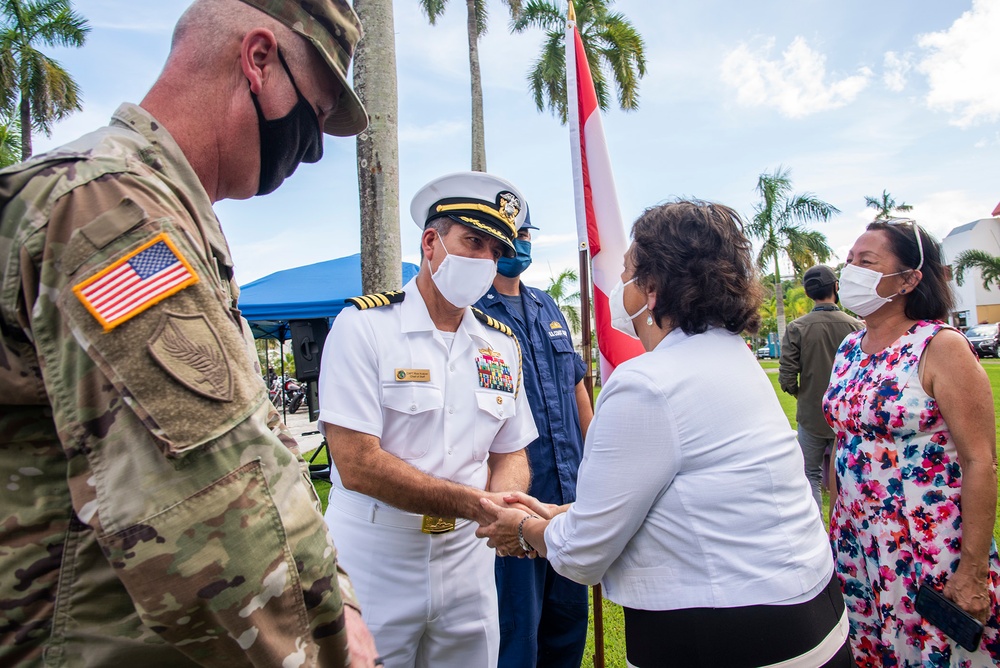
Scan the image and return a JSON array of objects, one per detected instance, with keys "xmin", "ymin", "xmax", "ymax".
[{"xmin": 497, "ymin": 191, "xmax": 521, "ymax": 226}]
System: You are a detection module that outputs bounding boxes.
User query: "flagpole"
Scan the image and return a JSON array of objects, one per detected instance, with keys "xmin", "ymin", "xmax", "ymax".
[
  {"xmin": 578, "ymin": 248, "xmax": 606, "ymax": 668},
  {"xmin": 567, "ymin": 1, "xmax": 605, "ymax": 665}
]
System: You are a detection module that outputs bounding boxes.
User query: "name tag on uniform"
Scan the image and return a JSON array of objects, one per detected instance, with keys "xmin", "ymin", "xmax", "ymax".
[{"xmin": 395, "ymin": 368, "xmax": 431, "ymax": 382}]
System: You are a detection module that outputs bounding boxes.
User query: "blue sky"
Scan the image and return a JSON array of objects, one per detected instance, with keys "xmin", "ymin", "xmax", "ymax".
[{"xmin": 38, "ymin": 0, "xmax": 1000, "ymax": 288}]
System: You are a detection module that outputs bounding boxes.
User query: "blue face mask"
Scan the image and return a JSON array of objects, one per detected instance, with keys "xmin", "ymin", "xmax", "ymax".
[{"xmin": 497, "ymin": 239, "xmax": 532, "ymax": 278}]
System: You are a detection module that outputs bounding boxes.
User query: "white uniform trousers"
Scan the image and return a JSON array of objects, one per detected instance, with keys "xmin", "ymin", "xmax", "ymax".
[{"xmin": 326, "ymin": 490, "xmax": 499, "ymax": 668}]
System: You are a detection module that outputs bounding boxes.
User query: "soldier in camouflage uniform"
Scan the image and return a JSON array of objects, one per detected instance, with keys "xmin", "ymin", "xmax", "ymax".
[{"xmin": 0, "ymin": 1, "xmax": 379, "ymax": 666}]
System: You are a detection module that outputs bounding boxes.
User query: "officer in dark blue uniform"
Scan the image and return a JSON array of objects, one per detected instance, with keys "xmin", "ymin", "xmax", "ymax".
[{"xmin": 474, "ymin": 211, "xmax": 594, "ymax": 668}]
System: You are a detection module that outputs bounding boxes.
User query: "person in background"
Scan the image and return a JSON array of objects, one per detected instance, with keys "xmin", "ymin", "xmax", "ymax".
[
  {"xmin": 825, "ymin": 219, "xmax": 1000, "ymax": 664},
  {"xmin": 779, "ymin": 265, "xmax": 862, "ymax": 511},
  {"xmin": 319, "ymin": 172, "xmax": 538, "ymax": 668},
  {"xmin": 474, "ymin": 210, "xmax": 594, "ymax": 667},
  {"xmin": 0, "ymin": 0, "xmax": 377, "ymax": 665},
  {"xmin": 478, "ymin": 200, "xmax": 850, "ymax": 668}
]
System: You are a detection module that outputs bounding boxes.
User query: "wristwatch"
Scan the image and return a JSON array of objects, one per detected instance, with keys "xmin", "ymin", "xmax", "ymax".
[{"xmin": 517, "ymin": 514, "xmax": 539, "ymax": 553}]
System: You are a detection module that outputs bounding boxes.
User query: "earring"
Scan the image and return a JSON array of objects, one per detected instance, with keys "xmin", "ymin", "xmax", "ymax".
[
  {"xmin": 900, "ymin": 289, "xmax": 906, "ymax": 294},
  {"xmin": 646, "ymin": 313, "xmax": 654, "ymax": 326}
]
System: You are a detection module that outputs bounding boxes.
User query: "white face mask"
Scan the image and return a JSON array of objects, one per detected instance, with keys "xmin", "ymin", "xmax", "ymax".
[
  {"xmin": 430, "ymin": 235, "xmax": 497, "ymax": 308},
  {"xmin": 609, "ymin": 278, "xmax": 648, "ymax": 339},
  {"xmin": 838, "ymin": 263, "xmax": 906, "ymax": 317}
]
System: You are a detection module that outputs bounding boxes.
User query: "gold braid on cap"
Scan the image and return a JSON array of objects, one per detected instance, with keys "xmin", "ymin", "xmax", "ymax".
[{"xmin": 434, "ymin": 202, "xmax": 517, "ymax": 237}]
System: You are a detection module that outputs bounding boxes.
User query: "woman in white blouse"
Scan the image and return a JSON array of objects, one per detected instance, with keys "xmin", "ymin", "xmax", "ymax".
[{"xmin": 478, "ymin": 200, "xmax": 850, "ymax": 667}]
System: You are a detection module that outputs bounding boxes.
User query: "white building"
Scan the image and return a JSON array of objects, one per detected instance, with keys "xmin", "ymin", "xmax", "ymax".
[{"xmin": 941, "ymin": 217, "xmax": 1000, "ymax": 327}]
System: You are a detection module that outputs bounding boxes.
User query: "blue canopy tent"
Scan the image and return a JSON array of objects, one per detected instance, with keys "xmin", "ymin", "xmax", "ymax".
[
  {"xmin": 239, "ymin": 253, "xmax": 419, "ymax": 337},
  {"xmin": 239, "ymin": 254, "xmax": 419, "ymax": 453}
]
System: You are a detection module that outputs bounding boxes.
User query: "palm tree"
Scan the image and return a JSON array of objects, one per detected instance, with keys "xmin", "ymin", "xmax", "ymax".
[
  {"xmin": 0, "ymin": 111, "xmax": 20, "ymax": 166},
  {"xmin": 545, "ymin": 267, "xmax": 581, "ymax": 333},
  {"xmin": 746, "ymin": 166, "xmax": 839, "ymax": 340},
  {"xmin": 864, "ymin": 189, "xmax": 912, "ymax": 221},
  {"xmin": 511, "ymin": 0, "xmax": 646, "ymax": 124},
  {"xmin": 354, "ymin": 0, "xmax": 403, "ymax": 293},
  {"xmin": 0, "ymin": 0, "xmax": 89, "ymax": 161},
  {"xmin": 785, "ymin": 284, "xmax": 813, "ymax": 321},
  {"xmin": 418, "ymin": 0, "xmax": 523, "ymax": 171},
  {"xmin": 954, "ymin": 250, "xmax": 1000, "ymax": 290}
]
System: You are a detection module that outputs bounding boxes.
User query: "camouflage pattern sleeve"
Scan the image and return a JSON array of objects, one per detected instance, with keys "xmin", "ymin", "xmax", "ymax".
[{"xmin": 0, "ymin": 154, "xmax": 352, "ymax": 665}]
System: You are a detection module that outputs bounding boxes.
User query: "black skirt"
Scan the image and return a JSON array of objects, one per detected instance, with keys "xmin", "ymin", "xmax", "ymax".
[{"xmin": 623, "ymin": 575, "xmax": 851, "ymax": 668}]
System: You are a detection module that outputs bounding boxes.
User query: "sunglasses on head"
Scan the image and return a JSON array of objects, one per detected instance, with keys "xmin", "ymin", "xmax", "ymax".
[{"xmin": 884, "ymin": 217, "xmax": 923, "ymax": 271}]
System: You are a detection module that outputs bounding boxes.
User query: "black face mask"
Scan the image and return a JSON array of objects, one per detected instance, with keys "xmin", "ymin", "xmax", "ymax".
[{"xmin": 250, "ymin": 49, "xmax": 323, "ymax": 196}]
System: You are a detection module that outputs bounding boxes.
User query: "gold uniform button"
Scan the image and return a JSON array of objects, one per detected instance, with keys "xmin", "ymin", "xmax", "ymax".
[{"xmin": 496, "ymin": 396, "xmax": 503, "ymax": 405}]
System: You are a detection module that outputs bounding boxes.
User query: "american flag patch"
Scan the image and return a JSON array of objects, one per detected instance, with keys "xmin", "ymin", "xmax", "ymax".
[{"xmin": 73, "ymin": 233, "xmax": 199, "ymax": 331}]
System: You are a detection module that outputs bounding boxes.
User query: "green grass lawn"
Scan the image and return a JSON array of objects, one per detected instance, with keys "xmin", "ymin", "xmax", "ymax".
[{"xmin": 313, "ymin": 358, "xmax": 1000, "ymax": 667}]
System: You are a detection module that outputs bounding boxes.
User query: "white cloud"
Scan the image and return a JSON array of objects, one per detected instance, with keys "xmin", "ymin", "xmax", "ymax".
[
  {"xmin": 916, "ymin": 0, "xmax": 1000, "ymax": 127},
  {"xmin": 973, "ymin": 132, "xmax": 1000, "ymax": 149},
  {"xmin": 720, "ymin": 37, "xmax": 872, "ymax": 118},
  {"xmin": 882, "ymin": 51, "xmax": 912, "ymax": 92},
  {"xmin": 906, "ymin": 190, "xmax": 996, "ymax": 243}
]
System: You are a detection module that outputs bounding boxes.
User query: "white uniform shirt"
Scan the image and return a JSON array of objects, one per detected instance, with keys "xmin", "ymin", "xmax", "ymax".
[
  {"xmin": 319, "ymin": 277, "xmax": 538, "ymax": 497},
  {"xmin": 544, "ymin": 327, "xmax": 832, "ymax": 611}
]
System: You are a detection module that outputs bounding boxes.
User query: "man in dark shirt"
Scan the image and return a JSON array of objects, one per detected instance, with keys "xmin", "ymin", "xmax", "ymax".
[
  {"xmin": 474, "ymin": 213, "xmax": 594, "ymax": 668},
  {"xmin": 779, "ymin": 265, "xmax": 862, "ymax": 510}
]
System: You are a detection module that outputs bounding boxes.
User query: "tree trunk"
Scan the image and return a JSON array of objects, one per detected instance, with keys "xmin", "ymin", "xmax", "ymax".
[
  {"xmin": 19, "ymin": 93, "xmax": 31, "ymax": 161},
  {"xmin": 465, "ymin": 0, "xmax": 486, "ymax": 172},
  {"xmin": 774, "ymin": 257, "xmax": 787, "ymax": 342},
  {"xmin": 353, "ymin": 0, "xmax": 402, "ymax": 293}
]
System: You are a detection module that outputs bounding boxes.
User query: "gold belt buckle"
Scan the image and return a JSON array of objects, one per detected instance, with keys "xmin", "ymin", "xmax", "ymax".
[{"xmin": 421, "ymin": 515, "xmax": 456, "ymax": 534}]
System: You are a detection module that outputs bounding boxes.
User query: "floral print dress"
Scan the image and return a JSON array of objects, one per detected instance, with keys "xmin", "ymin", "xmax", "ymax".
[{"xmin": 823, "ymin": 320, "xmax": 1000, "ymax": 667}]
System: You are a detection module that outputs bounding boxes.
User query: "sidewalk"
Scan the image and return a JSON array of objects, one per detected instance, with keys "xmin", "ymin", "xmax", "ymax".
[{"xmin": 279, "ymin": 403, "xmax": 325, "ymax": 455}]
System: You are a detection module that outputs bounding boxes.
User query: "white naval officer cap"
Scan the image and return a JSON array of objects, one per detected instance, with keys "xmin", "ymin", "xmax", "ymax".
[{"xmin": 410, "ymin": 172, "xmax": 527, "ymax": 258}]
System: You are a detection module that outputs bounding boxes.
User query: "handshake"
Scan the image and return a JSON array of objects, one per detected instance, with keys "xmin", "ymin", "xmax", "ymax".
[{"xmin": 473, "ymin": 491, "xmax": 569, "ymax": 559}]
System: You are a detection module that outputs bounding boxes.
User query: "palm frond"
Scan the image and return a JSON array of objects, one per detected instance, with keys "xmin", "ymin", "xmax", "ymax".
[
  {"xmin": 517, "ymin": 0, "xmax": 645, "ymax": 119},
  {"xmin": 526, "ymin": 29, "xmax": 566, "ymax": 121},
  {"xmin": 787, "ymin": 193, "xmax": 840, "ymax": 225},
  {"xmin": 954, "ymin": 249, "xmax": 1000, "ymax": 289},
  {"xmin": 418, "ymin": 0, "xmax": 449, "ymax": 25},
  {"xmin": 511, "ymin": 0, "xmax": 563, "ymax": 32},
  {"xmin": 0, "ymin": 109, "xmax": 20, "ymax": 166},
  {"xmin": 0, "ymin": 0, "xmax": 88, "ymax": 151},
  {"xmin": 474, "ymin": 0, "xmax": 488, "ymax": 37}
]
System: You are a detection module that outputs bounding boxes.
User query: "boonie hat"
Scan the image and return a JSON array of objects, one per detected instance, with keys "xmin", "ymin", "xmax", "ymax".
[
  {"xmin": 238, "ymin": 0, "xmax": 368, "ymax": 136},
  {"xmin": 803, "ymin": 265, "xmax": 837, "ymax": 291},
  {"xmin": 410, "ymin": 172, "xmax": 527, "ymax": 258}
]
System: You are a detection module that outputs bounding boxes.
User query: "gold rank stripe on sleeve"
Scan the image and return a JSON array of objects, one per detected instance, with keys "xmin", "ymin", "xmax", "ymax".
[{"xmin": 347, "ymin": 290, "xmax": 405, "ymax": 310}]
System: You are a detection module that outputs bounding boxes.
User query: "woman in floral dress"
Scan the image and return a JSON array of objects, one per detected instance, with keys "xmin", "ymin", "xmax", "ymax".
[{"xmin": 824, "ymin": 219, "xmax": 1000, "ymax": 666}]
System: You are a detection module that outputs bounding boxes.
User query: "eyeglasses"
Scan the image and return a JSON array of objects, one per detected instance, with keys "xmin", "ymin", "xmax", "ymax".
[{"xmin": 885, "ymin": 217, "xmax": 923, "ymax": 271}]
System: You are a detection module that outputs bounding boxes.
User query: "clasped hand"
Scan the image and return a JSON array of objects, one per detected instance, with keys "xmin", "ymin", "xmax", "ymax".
[{"xmin": 475, "ymin": 491, "xmax": 555, "ymax": 558}]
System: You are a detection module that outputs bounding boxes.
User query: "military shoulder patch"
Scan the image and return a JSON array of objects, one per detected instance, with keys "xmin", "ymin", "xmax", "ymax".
[
  {"xmin": 72, "ymin": 233, "xmax": 199, "ymax": 331},
  {"xmin": 347, "ymin": 291, "xmax": 405, "ymax": 310},
  {"xmin": 472, "ymin": 308, "xmax": 513, "ymax": 337}
]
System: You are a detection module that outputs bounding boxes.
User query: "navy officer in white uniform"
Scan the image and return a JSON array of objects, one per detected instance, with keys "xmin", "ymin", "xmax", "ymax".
[{"xmin": 319, "ymin": 172, "xmax": 538, "ymax": 668}]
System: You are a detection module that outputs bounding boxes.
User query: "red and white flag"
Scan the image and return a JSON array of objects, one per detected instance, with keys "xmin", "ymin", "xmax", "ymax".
[
  {"xmin": 566, "ymin": 3, "xmax": 644, "ymax": 379},
  {"xmin": 992, "ymin": 201, "xmax": 1000, "ymax": 217}
]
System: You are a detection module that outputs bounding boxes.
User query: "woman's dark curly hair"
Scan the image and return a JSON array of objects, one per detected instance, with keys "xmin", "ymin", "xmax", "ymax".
[
  {"xmin": 631, "ymin": 200, "xmax": 765, "ymax": 336},
  {"xmin": 866, "ymin": 220, "xmax": 953, "ymax": 320}
]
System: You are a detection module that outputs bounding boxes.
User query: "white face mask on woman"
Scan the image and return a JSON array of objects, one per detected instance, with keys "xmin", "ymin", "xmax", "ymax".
[
  {"xmin": 430, "ymin": 235, "xmax": 498, "ymax": 308},
  {"xmin": 838, "ymin": 264, "xmax": 907, "ymax": 317},
  {"xmin": 609, "ymin": 278, "xmax": 648, "ymax": 339}
]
